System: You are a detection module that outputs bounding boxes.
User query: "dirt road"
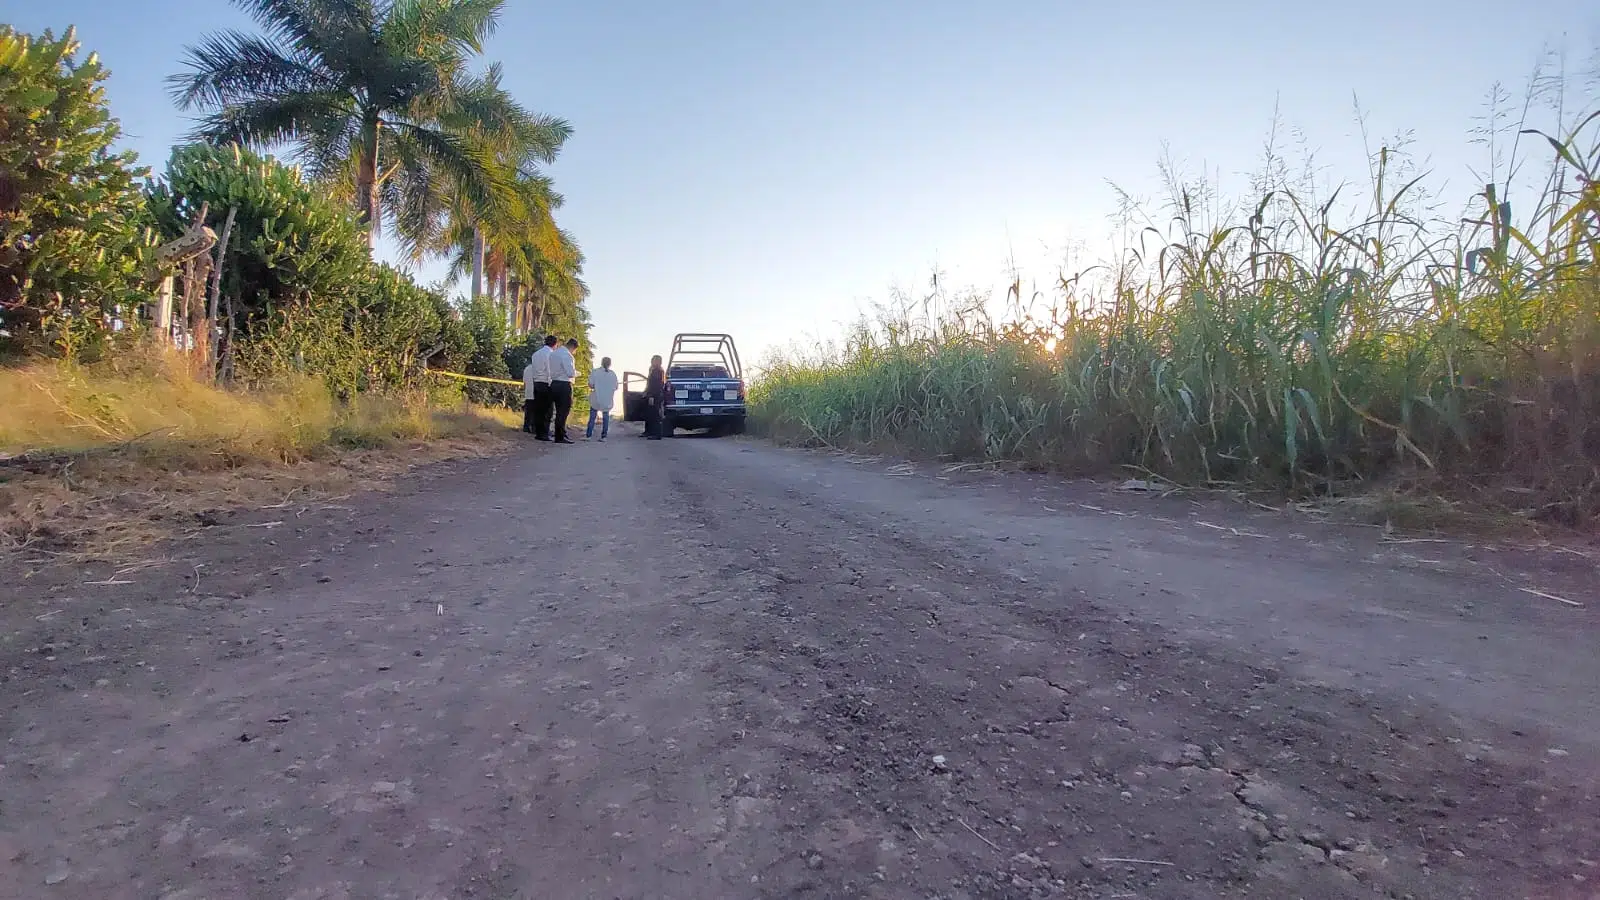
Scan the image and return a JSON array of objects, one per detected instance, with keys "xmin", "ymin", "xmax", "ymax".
[{"xmin": 2, "ymin": 428, "xmax": 1597, "ymax": 899}]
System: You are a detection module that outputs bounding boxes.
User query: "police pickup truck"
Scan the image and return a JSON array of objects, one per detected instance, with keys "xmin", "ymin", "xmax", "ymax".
[{"xmin": 660, "ymin": 333, "xmax": 747, "ymax": 437}]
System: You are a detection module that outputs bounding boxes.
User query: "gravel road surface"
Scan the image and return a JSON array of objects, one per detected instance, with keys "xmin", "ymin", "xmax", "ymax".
[{"xmin": 2, "ymin": 429, "xmax": 1596, "ymax": 899}]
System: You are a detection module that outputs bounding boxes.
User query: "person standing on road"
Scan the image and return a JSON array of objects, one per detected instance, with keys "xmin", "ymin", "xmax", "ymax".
[
  {"xmin": 549, "ymin": 337, "xmax": 579, "ymax": 444},
  {"xmin": 585, "ymin": 356, "xmax": 620, "ymax": 441},
  {"xmin": 524, "ymin": 334, "xmax": 557, "ymax": 438},
  {"xmin": 643, "ymin": 354, "xmax": 666, "ymax": 440}
]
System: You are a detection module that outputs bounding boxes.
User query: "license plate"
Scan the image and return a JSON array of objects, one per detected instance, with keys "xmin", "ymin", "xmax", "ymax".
[
  {"xmin": 674, "ymin": 390, "xmax": 688, "ymax": 399},
  {"xmin": 700, "ymin": 407, "xmax": 713, "ymax": 415},
  {"xmin": 723, "ymin": 390, "xmax": 738, "ymax": 400}
]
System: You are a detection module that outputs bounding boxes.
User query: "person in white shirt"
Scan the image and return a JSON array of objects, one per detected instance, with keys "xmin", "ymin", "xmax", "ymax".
[
  {"xmin": 524, "ymin": 334, "xmax": 557, "ymax": 439},
  {"xmin": 548, "ymin": 337, "xmax": 579, "ymax": 444},
  {"xmin": 585, "ymin": 356, "xmax": 620, "ymax": 441}
]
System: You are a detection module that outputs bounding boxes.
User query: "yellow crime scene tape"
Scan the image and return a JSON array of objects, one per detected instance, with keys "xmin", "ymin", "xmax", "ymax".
[{"xmin": 427, "ymin": 370, "xmax": 522, "ymax": 387}]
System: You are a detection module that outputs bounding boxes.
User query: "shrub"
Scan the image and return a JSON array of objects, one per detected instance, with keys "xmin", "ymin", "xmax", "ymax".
[
  {"xmin": 0, "ymin": 26, "xmax": 154, "ymax": 359},
  {"xmin": 230, "ymin": 264, "xmax": 455, "ymax": 397},
  {"xmin": 429, "ymin": 290, "xmax": 476, "ymax": 373},
  {"xmin": 458, "ymin": 294, "xmax": 516, "ymax": 406},
  {"xmin": 146, "ymin": 143, "xmax": 372, "ymax": 317},
  {"xmin": 146, "ymin": 143, "xmax": 462, "ymax": 396}
]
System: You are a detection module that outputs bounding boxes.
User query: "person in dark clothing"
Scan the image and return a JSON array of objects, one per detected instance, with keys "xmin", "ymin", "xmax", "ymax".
[
  {"xmin": 550, "ymin": 337, "xmax": 579, "ymax": 444},
  {"xmin": 643, "ymin": 355, "xmax": 666, "ymax": 440},
  {"xmin": 527, "ymin": 335, "xmax": 558, "ymax": 439}
]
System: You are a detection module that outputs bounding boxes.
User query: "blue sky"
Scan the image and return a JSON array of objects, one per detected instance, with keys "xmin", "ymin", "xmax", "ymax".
[{"xmin": 11, "ymin": 0, "xmax": 1598, "ymax": 377}]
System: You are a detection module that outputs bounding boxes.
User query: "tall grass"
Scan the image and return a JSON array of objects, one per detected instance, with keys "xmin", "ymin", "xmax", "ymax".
[
  {"xmin": 753, "ymin": 99, "xmax": 1599, "ymax": 525},
  {"xmin": 0, "ymin": 347, "xmax": 519, "ymax": 557},
  {"xmin": 0, "ymin": 348, "xmax": 509, "ymax": 464}
]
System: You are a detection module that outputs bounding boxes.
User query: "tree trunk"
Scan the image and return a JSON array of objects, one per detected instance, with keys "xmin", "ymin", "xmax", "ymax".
[
  {"xmin": 205, "ymin": 207, "xmax": 237, "ymax": 377},
  {"xmin": 471, "ymin": 225, "xmax": 485, "ymax": 298},
  {"xmin": 498, "ymin": 269, "xmax": 510, "ymax": 328},
  {"xmin": 219, "ymin": 294, "xmax": 237, "ymax": 384},
  {"xmin": 356, "ymin": 115, "xmax": 381, "ymax": 251}
]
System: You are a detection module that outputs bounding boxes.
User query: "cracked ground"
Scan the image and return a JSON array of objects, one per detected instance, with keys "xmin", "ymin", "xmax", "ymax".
[{"xmin": 1, "ymin": 431, "xmax": 1597, "ymax": 899}]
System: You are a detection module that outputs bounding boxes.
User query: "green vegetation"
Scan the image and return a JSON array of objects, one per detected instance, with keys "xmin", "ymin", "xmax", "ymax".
[
  {"xmin": 0, "ymin": 26, "xmax": 154, "ymax": 359},
  {"xmin": 2, "ymin": 5, "xmax": 592, "ymax": 402},
  {"xmin": 0, "ymin": 350, "xmax": 518, "ymax": 557},
  {"xmin": 167, "ymin": 0, "xmax": 567, "ymax": 252},
  {"xmin": 9, "ymin": 3, "xmax": 1591, "ymax": 541},
  {"xmin": 146, "ymin": 143, "xmax": 458, "ymax": 396},
  {"xmin": 166, "ymin": 0, "xmax": 591, "ymax": 350},
  {"xmin": 754, "ymin": 104, "xmax": 1599, "ymax": 526},
  {"xmin": 1, "ymin": 8, "xmax": 593, "ymax": 555}
]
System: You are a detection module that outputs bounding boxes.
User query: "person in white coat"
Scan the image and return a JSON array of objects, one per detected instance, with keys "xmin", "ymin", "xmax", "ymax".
[{"xmin": 585, "ymin": 356, "xmax": 620, "ymax": 440}]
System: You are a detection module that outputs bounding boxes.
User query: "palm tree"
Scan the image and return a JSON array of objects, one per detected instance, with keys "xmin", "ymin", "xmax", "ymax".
[
  {"xmin": 399, "ymin": 64, "xmax": 570, "ymax": 299},
  {"xmin": 520, "ymin": 227, "xmax": 588, "ymax": 333},
  {"xmin": 434, "ymin": 170, "xmax": 558, "ymax": 296},
  {"xmin": 168, "ymin": 0, "xmax": 568, "ymax": 250},
  {"xmin": 439, "ymin": 181, "xmax": 579, "ymax": 327}
]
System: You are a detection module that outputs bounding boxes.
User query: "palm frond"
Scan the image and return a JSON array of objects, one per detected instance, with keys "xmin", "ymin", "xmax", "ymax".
[
  {"xmin": 383, "ymin": 133, "xmax": 453, "ymax": 259},
  {"xmin": 189, "ymin": 90, "xmax": 354, "ymax": 150},
  {"xmin": 440, "ymin": 67, "xmax": 569, "ymax": 164},
  {"xmin": 420, "ymin": 0, "xmax": 507, "ymax": 54},
  {"xmin": 507, "ymin": 111, "xmax": 572, "ymax": 165},
  {"xmin": 228, "ymin": 0, "xmax": 369, "ymax": 59},
  {"xmin": 389, "ymin": 120, "xmax": 517, "ymax": 218},
  {"xmin": 298, "ymin": 112, "xmax": 362, "ymax": 184},
  {"xmin": 168, "ymin": 31, "xmax": 333, "ymax": 110},
  {"xmin": 382, "ymin": 0, "xmax": 504, "ymax": 59}
]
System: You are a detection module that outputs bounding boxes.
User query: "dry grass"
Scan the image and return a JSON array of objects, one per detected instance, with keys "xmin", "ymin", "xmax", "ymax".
[
  {"xmin": 1306, "ymin": 489, "xmax": 1539, "ymax": 537},
  {"xmin": 0, "ymin": 350, "xmax": 520, "ymax": 560}
]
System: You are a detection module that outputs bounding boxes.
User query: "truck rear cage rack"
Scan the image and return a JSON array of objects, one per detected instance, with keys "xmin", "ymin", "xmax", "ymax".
[{"xmin": 667, "ymin": 333, "xmax": 743, "ymax": 380}]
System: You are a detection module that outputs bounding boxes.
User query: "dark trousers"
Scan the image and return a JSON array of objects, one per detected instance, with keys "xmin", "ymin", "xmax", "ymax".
[
  {"xmin": 550, "ymin": 380, "xmax": 574, "ymax": 441},
  {"xmin": 644, "ymin": 398, "xmax": 663, "ymax": 439},
  {"xmin": 522, "ymin": 398, "xmax": 537, "ymax": 433},
  {"xmin": 530, "ymin": 383, "xmax": 553, "ymax": 439}
]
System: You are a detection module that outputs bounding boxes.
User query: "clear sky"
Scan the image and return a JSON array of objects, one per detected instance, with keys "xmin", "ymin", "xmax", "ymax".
[{"xmin": 10, "ymin": 1, "xmax": 1598, "ymax": 377}]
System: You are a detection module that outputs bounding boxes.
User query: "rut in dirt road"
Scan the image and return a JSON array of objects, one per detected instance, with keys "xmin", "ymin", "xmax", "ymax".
[{"xmin": 1, "ymin": 429, "xmax": 1596, "ymax": 900}]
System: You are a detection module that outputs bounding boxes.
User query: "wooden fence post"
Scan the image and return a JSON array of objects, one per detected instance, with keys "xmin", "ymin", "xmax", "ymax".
[{"xmin": 154, "ymin": 276, "xmax": 175, "ymax": 343}]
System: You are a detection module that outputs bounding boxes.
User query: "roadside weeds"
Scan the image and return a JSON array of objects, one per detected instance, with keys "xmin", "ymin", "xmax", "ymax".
[{"xmin": 1, "ymin": 355, "xmax": 520, "ymax": 563}]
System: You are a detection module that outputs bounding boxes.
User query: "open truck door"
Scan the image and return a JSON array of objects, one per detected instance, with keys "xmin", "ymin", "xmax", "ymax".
[{"xmin": 621, "ymin": 371, "xmax": 648, "ymax": 422}]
